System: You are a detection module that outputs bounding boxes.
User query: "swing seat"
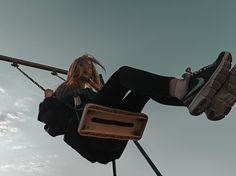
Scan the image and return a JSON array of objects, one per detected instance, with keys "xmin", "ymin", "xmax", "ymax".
[{"xmin": 78, "ymin": 103, "xmax": 148, "ymax": 141}]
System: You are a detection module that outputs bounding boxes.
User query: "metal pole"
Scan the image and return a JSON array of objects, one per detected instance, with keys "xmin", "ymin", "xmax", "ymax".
[
  {"xmin": 0, "ymin": 54, "xmax": 68, "ymax": 75},
  {"xmin": 112, "ymin": 160, "xmax": 117, "ymax": 176},
  {"xmin": 133, "ymin": 141, "xmax": 162, "ymax": 176}
]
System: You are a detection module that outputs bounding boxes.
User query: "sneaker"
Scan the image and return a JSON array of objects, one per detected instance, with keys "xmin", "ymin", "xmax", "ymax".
[
  {"xmin": 182, "ymin": 51, "xmax": 232, "ymax": 116},
  {"xmin": 205, "ymin": 64, "xmax": 236, "ymax": 121}
]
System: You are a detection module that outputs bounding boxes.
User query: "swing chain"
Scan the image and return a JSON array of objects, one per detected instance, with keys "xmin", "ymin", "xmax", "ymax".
[
  {"xmin": 51, "ymin": 71, "xmax": 66, "ymax": 81},
  {"xmin": 11, "ymin": 63, "xmax": 66, "ymax": 91},
  {"xmin": 11, "ymin": 62, "xmax": 46, "ymax": 91}
]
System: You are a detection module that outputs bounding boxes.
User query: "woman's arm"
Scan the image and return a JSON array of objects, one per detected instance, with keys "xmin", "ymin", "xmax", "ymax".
[{"xmin": 88, "ymin": 79, "xmax": 102, "ymax": 91}]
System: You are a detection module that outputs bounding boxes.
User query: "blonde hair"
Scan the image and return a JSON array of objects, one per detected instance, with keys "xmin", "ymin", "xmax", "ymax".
[{"xmin": 55, "ymin": 54, "xmax": 105, "ymax": 97}]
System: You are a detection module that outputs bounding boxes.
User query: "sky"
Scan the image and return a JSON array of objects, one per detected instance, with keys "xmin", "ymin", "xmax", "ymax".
[{"xmin": 0, "ymin": 0, "xmax": 235, "ymax": 176}]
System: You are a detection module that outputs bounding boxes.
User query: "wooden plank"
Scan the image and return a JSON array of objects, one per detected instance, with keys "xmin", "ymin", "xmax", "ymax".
[{"xmin": 78, "ymin": 103, "xmax": 148, "ymax": 141}]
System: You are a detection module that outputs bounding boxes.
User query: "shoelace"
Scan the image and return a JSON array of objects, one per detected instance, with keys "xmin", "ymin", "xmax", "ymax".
[{"xmin": 182, "ymin": 66, "xmax": 209, "ymax": 79}]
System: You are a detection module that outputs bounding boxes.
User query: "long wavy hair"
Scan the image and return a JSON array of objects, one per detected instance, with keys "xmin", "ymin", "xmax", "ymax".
[{"xmin": 55, "ymin": 54, "xmax": 105, "ymax": 97}]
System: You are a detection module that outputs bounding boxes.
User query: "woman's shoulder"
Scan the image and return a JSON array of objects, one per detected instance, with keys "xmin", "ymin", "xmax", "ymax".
[{"xmin": 81, "ymin": 88, "xmax": 97, "ymax": 93}]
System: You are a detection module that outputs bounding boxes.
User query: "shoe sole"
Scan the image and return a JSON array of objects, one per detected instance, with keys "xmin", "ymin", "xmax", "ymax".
[
  {"xmin": 188, "ymin": 52, "xmax": 232, "ymax": 116},
  {"xmin": 206, "ymin": 64, "xmax": 236, "ymax": 120}
]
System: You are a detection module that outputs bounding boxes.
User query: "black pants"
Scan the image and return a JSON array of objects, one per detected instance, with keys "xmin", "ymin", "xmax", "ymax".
[{"xmin": 94, "ymin": 66, "xmax": 184, "ymax": 113}]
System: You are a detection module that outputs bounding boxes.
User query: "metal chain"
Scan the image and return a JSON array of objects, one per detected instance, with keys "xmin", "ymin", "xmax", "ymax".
[
  {"xmin": 11, "ymin": 63, "xmax": 46, "ymax": 91},
  {"xmin": 51, "ymin": 71, "xmax": 66, "ymax": 81}
]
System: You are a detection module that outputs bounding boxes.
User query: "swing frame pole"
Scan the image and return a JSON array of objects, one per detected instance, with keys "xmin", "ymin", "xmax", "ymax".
[
  {"xmin": 0, "ymin": 54, "xmax": 68, "ymax": 75},
  {"xmin": 133, "ymin": 141, "xmax": 162, "ymax": 176},
  {"xmin": 112, "ymin": 160, "xmax": 117, "ymax": 176}
]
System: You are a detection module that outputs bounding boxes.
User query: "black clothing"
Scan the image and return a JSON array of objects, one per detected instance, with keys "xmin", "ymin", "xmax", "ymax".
[
  {"xmin": 38, "ymin": 88, "xmax": 127, "ymax": 164},
  {"xmin": 93, "ymin": 66, "xmax": 184, "ymax": 109},
  {"xmin": 38, "ymin": 97, "xmax": 72, "ymax": 137},
  {"xmin": 38, "ymin": 66, "xmax": 184, "ymax": 164}
]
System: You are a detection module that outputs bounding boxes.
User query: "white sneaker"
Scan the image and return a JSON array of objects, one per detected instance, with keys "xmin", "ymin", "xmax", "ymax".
[{"xmin": 205, "ymin": 64, "xmax": 236, "ymax": 121}]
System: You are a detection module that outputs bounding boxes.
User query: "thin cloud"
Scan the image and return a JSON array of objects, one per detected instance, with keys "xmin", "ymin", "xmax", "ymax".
[
  {"xmin": 6, "ymin": 113, "xmax": 21, "ymax": 120},
  {"xmin": 0, "ymin": 112, "xmax": 20, "ymax": 137},
  {"xmin": 0, "ymin": 164, "xmax": 15, "ymax": 170},
  {"xmin": 0, "ymin": 162, "xmax": 45, "ymax": 173},
  {"xmin": 0, "ymin": 87, "xmax": 6, "ymax": 95},
  {"xmin": 0, "ymin": 125, "xmax": 18, "ymax": 137},
  {"xmin": 0, "ymin": 154, "xmax": 58, "ymax": 174},
  {"xmin": 11, "ymin": 145, "xmax": 31, "ymax": 150},
  {"xmin": 14, "ymin": 97, "xmax": 33, "ymax": 112}
]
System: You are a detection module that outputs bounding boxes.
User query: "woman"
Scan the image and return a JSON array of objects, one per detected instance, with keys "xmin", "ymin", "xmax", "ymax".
[{"xmin": 38, "ymin": 51, "xmax": 234, "ymax": 164}]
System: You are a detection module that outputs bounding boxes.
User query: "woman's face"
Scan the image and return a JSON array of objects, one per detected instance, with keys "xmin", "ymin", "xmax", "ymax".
[{"xmin": 79, "ymin": 59, "xmax": 93, "ymax": 79}]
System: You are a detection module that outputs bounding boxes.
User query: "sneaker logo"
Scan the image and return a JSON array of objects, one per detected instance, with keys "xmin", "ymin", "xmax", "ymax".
[{"xmin": 185, "ymin": 77, "xmax": 205, "ymax": 97}]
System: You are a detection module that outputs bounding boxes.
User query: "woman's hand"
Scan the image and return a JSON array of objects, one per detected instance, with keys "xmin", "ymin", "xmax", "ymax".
[
  {"xmin": 44, "ymin": 89, "xmax": 54, "ymax": 98},
  {"xmin": 88, "ymin": 79, "xmax": 101, "ymax": 91}
]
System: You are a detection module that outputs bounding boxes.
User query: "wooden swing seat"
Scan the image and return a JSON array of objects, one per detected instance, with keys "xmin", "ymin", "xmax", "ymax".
[{"xmin": 78, "ymin": 103, "xmax": 148, "ymax": 141}]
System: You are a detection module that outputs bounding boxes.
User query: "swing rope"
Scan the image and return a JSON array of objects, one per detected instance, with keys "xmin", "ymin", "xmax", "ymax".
[
  {"xmin": 11, "ymin": 62, "xmax": 46, "ymax": 91},
  {"xmin": 51, "ymin": 71, "xmax": 66, "ymax": 81},
  {"xmin": 133, "ymin": 141, "xmax": 162, "ymax": 176},
  {"xmin": 112, "ymin": 161, "xmax": 117, "ymax": 176},
  {"xmin": 11, "ymin": 63, "xmax": 67, "ymax": 90},
  {"xmin": 10, "ymin": 62, "xmax": 162, "ymax": 176}
]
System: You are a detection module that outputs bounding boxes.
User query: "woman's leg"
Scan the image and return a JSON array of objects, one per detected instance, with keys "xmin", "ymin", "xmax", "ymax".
[
  {"xmin": 94, "ymin": 66, "xmax": 175, "ymax": 109},
  {"xmin": 119, "ymin": 92, "xmax": 150, "ymax": 112},
  {"xmin": 94, "ymin": 52, "xmax": 232, "ymax": 116},
  {"xmin": 152, "ymin": 96, "xmax": 184, "ymax": 106},
  {"xmin": 119, "ymin": 92, "xmax": 184, "ymax": 113}
]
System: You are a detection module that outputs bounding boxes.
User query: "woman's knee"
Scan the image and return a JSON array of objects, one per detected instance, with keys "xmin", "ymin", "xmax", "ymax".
[{"xmin": 117, "ymin": 66, "xmax": 132, "ymax": 75}]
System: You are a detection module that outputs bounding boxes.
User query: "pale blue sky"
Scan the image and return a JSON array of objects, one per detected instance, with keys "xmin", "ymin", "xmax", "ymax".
[{"xmin": 0, "ymin": 0, "xmax": 235, "ymax": 176}]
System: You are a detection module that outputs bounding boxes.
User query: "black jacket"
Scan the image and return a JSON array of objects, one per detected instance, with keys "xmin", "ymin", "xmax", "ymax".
[{"xmin": 38, "ymin": 89, "xmax": 127, "ymax": 164}]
